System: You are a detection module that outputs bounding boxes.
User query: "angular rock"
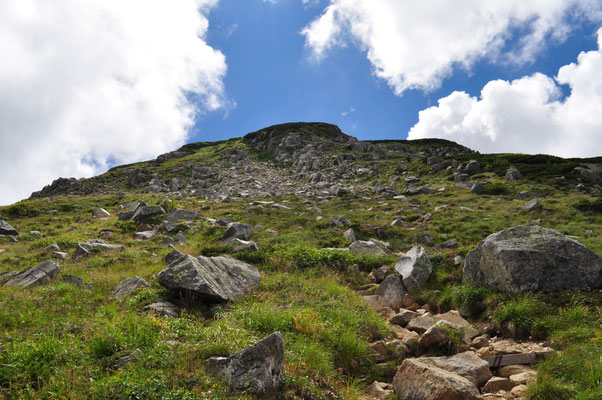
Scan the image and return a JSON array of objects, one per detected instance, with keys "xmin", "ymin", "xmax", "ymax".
[
  {"xmin": 465, "ymin": 160, "xmax": 481, "ymax": 175},
  {"xmin": 222, "ymin": 222, "xmax": 252, "ymax": 243},
  {"xmin": 498, "ymin": 365, "xmax": 532, "ymax": 377},
  {"xmin": 368, "ymin": 381, "xmax": 393, "ymax": 399},
  {"xmin": 131, "ymin": 204, "xmax": 166, "ymax": 222},
  {"xmin": 362, "ymin": 295, "xmax": 385, "ymax": 311},
  {"xmin": 0, "ymin": 220, "xmax": 18, "ymax": 236},
  {"xmin": 158, "ymin": 255, "xmax": 260, "ymax": 303},
  {"xmin": 372, "ymin": 266, "xmax": 389, "ymax": 283},
  {"xmin": 482, "ymin": 377, "xmax": 516, "ymax": 393},
  {"xmin": 163, "ymin": 208, "xmax": 201, "ymax": 223},
  {"xmin": 434, "ymin": 310, "xmax": 479, "ymax": 344},
  {"xmin": 420, "ymin": 351, "xmax": 492, "ymax": 387},
  {"xmin": 205, "ymin": 332, "xmax": 284, "ymax": 394},
  {"xmin": 0, "ymin": 270, "xmax": 19, "ymax": 284},
  {"xmin": 229, "ymin": 238, "xmax": 259, "ymax": 252},
  {"xmin": 522, "ymin": 199, "xmax": 541, "ymax": 211},
  {"xmin": 349, "ymin": 240, "xmax": 387, "ymax": 256},
  {"xmin": 343, "ymin": 228, "xmax": 356, "ymax": 242},
  {"xmin": 111, "ymin": 276, "xmax": 150, "ymax": 297},
  {"xmin": 374, "ymin": 274, "xmax": 406, "ymax": 311},
  {"xmin": 163, "ymin": 249, "xmax": 185, "ymax": 264},
  {"xmin": 4, "ymin": 260, "xmax": 60, "ymax": 288},
  {"xmin": 62, "ymin": 274, "xmax": 84, "ymax": 288},
  {"xmin": 92, "ymin": 208, "xmax": 110, "ymax": 219},
  {"xmin": 463, "ymin": 225, "xmax": 602, "ymax": 292},
  {"xmin": 406, "ymin": 313, "xmax": 436, "ymax": 334},
  {"xmin": 173, "ymin": 231, "xmax": 189, "ymax": 244},
  {"xmin": 44, "ymin": 244, "xmax": 61, "ymax": 253},
  {"xmin": 390, "ymin": 309, "xmax": 417, "ymax": 326},
  {"xmin": 395, "ymin": 246, "xmax": 433, "ymax": 292},
  {"xmin": 135, "ymin": 230, "xmax": 157, "ymax": 240},
  {"xmin": 393, "ymin": 358, "xmax": 480, "ymax": 400},
  {"xmin": 145, "ymin": 301, "xmax": 180, "ymax": 317},
  {"xmin": 420, "ymin": 320, "xmax": 463, "ymax": 348},
  {"xmin": 505, "ymin": 167, "xmax": 524, "ymax": 181},
  {"xmin": 75, "ymin": 239, "xmax": 126, "ymax": 258},
  {"xmin": 575, "ymin": 167, "xmax": 601, "ymax": 183}
]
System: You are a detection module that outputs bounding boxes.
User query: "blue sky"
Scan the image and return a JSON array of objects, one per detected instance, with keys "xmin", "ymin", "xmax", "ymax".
[{"xmin": 195, "ymin": 0, "xmax": 601, "ymax": 142}]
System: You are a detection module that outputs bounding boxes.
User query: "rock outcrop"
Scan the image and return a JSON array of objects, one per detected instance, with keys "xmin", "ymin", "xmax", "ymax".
[
  {"xmin": 395, "ymin": 246, "xmax": 433, "ymax": 292},
  {"xmin": 4, "ymin": 260, "xmax": 60, "ymax": 288}
]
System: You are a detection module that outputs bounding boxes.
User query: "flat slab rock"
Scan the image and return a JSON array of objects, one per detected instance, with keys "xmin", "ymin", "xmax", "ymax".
[
  {"xmin": 419, "ymin": 351, "xmax": 492, "ymax": 386},
  {"xmin": 4, "ymin": 260, "xmax": 60, "ymax": 288},
  {"xmin": 205, "ymin": 332, "xmax": 284, "ymax": 394},
  {"xmin": 157, "ymin": 255, "xmax": 260, "ymax": 303},
  {"xmin": 111, "ymin": 276, "xmax": 150, "ymax": 297},
  {"xmin": 463, "ymin": 225, "xmax": 601, "ymax": 292}
]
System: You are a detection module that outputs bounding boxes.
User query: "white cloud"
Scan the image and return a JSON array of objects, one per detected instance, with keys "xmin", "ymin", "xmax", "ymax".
[
  {"xmin": 0, "ymin": 0, "xmax": 227, "ymax": 205},
  {"xmin": 408, "ymin": 29, "xmax": 602, "ymax": 158},
  {"xmin": 302, "ymin": 0, "xmax": 602, "ymax": 94}
]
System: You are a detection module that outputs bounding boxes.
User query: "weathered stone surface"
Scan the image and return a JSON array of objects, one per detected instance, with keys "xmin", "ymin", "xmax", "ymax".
[
  {"xmin": 349, "ymin": 240, "xmax": 387, "ymax": 256},
  {"xmin": 0, "ymin": 220, "xmax": 18, "ymax": 236},
  {"xmin": 5, "ymin": 260, "xmax": 60, "ymax": 287},
  {"xmin": 406, "ymin": 313, "xmax": 436, "ymax": 334},
  {"xmin": 505, "ymin": 166, "xmax": 524, "ymax": 181},
  {"xmin": 343, "ymin": 228, "xmax": 356, "ymax": 241},
  {"xmin": 163, "ymin": 209, "xmax": 201, "ymax": 223},
  {"xmin": 158, "ymin": 255, "xmax": 261, "ymax": 302},
  {"xmin": 390, "ymin": 309, "xmax": 417, "ymax": 326},
  {"xmin": 522, "ymin": 199, "xmax": 541, "ymax": 211},
  {"xmin": 145, "ymin": 301, "xmax": 180, "ymax": 317},
  {"xmin": 498, "ymin": 365, "xmax": 532, "ymax": 377},
  {"xmin": 135, "ymin": 230, "xmax": 157, "ymax": 240},
  {"xmin": 463, "ymin": 225, "xmax": 602, "ymax": 292},
  {"xmin": 372, "ymin": 266, "xmax": 389, "ymax": 283},
  {"xmin": 374, "ymin": 274, "xmax": 406, "ymax": 311},
  {"xmin": 482, "ymin": 377, "xmax": 516, "ymax": 393},
  {"xmin": 229, "ymin": 238, "xmax": 259, "ymax": 252},
  {"xmin": 362, "ymin": 295, "xmax": 385, "ymax": 311},
  {"xmin": 44, "ymin": 244, "xmax": 60, "ymax": 253},
  {"xmin": 434, "ymin": 310, "xmax": 479, "ymax": 344},
  {"xmin": 575, "ymin": 167, "xmax": 601, "ymax": 183},
  {"xmin": 131, "ymin": 204, "xmax": 166, "ymax": 222},
  {"xmin": 465, "ymin": 160, "xmax": 481, "ymax": 175},
  {"xmin": 111, "ymin": 276, "xmax": 150, "ymax": 297},
  {"xmin": 368, "ymin": 381, "xmax": 393, "ymax": 399},
  {"xmin": 205, "ymin": 332, "xmax": 284, "ymax": 394},
  {"xmin": 0, "ymin": 270, "xmax": 19, "ymax": 284},
  {"xmin": 393, "ymin": 358, "xmax": 480, "ymax": 400},
  {"xmin": 420, "ymin": 351, "xmax": 492, "ymax": 387},
  {"xmin": 395, "ymin": 246, "xmax": 433, "ymax": 292},
  {"xmin": 62, "ymin": 274, "xmax": 84, "ymax": 288},
  {"xmin": 75, "ymin": 239, "xmax": 126, "ymax": 258},
  {"xmin": 163, "ymin": 249, "xmax": 185, "ymax": 264},
  {"xmin": 222, "ymin": 222, "xmax": 252, "ymax": 243}
]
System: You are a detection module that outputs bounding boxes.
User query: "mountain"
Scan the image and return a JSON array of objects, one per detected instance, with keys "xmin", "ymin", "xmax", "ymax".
[{"xmin": 0, "ymin": 122, "xmax": 600, "ymax": 399}]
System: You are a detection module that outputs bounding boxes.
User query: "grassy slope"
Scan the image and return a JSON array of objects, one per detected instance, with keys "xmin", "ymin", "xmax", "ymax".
[{"xmin": 1, "ymin": 137, "xmax": 601, "ymax": 399}]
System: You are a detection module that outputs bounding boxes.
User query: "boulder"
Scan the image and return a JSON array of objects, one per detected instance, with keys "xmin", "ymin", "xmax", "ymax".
[
  {"xmin": 522, "ymin": 199, "xmax": 541, "ymax": 211},
  {"xmin": 135, "ymin": 230, "xmax": 157, "ymax": 240},
  {"xmin": 349, "ymin": 240, "xmax": 387, "ymax": 256},
  {"xmin": 464, "ymin": 160, "xmax": 481, "ymax": 175},
  {"xmin": 75, "ymin": 239, "xmax": 126, "ymax": 258},
  {"xmin": 163, "ymin": 208, "xmax": 201, "ymax": 223},
  {"xmin": 173, "ymin": 232, "xmax": 189, "ymax": 244},
  {"xmin": 393, "ymin": 358, "xmax": 480, "ymax": 400},
  {"xmin": 505, "ymin": 166, "xmax": 524, "ymax": 181},
  {"xmin": 0, "ymin": 271, "xmax": 20, "ymax": 284},
  {"xmin": 158, "ymin": 255, "xmax": 260, "ymax": 303},
  {"xmin": 395, "ymin": 246, "xmax": 433, "ymax": 292},
  {"xmin": 131, "ymin": 204, "xmax": 166, "ymax": 222},
  {"xmin": 406, "ymin": 313, "xmax": 436, "ymax": 334},
  {"xmin": 362, "ymin": 295, "xmax": 385, "ymax": 311},
  {"xmin": 205, "ymin": 332, "xmax": 284, "ymax": 394},
  {"xmin": 0, "ymin": 220, "xmax": 18, "ymax": 236},
  {"xmin": 222, "ymin": 222, "xmax": 252, "ymax": 243},
  {"xmin": 372, "ymin": 266, "xmax": 390, "ymax": 283},
  {"xmin": 389, "ymin": 309, "xmax": 417, "ymax": 326},
  {"xmin": 434, "ymin": 310, "xmax": 479, "ymax": 344},
  {"xmin": 163, "ymin": 249, "xmax": 185, "ymax": 264},
  {"xmin": 61, "ymin": 274, "xmax": 85, "ymax": 288},
  {"xmin": 111, "ymin": 276, "xmax": 150, "ymax": 297},
  {"xmin": 4, "ymin": 260, "xmax": 60, "ymax": 288},
  {"xmin": 343, "ymin": 228, "xmax": 356, "ymax": 242},
  {"xmin": 419, "ymin": 351, "xmax": 492, "ymax": 387},
  {"xmin": 482, "ymin": 377, "xmax": 516, "ymax": 393},
  {"xmin": 575, "ymin": 167, "xmax": 601, "ymax": 183},
  {"xmin": 374, "ymin": 274, "xmax": 406, "ymax": 311},
  {"xmin": 463, "ymin": 225, "xmax": 601, "ymax": 292},
  {"xmin": 229, "ymin": 238, "xmax": 259, "ymax": 252},
  {"xmin": 419, "ymin": 320, "xmax": 463, "ymax": 348}
]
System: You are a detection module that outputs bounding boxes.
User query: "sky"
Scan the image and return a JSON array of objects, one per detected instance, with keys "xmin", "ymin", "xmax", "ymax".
[{"xmin": 1, "ymin": 0, "xmax": 602, "ymax": 205}]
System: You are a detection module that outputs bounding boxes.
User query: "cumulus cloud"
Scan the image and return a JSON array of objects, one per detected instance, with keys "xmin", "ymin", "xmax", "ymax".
[
  {"xmin": 0, "ymin": 0, "xmax": 227, "ymax": 205},
  {"xmin": 408, "ymin": 29, "xmax": 602, "ymax": 158},
  {"xmin": 302, "ymin": 0, "xmax": 602, "ymax": 94}
]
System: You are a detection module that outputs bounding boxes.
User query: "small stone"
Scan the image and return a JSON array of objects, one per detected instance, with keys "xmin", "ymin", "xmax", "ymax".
[
  {"xmin": 362, "ymin": 295, "xmax": 385, "ymax": 312},
  {"xmin": 111, "ymin": 276, "xmax": 150, "ymax": 297},
  {"xmin": 92, "ymin": 208, "xmax": 111, "ymax": 219},
  {"xmin": 509, "ymin": 371, "xmax": 537, "ymax": 385},
  {"xmin": 482, "ymin": 377, "xmax": 516, "ymax": 393},
  {"xmin": 498, "ymin": 365, "xmax": 532, "ymax": 377},
  {"xmin": 471, "ymin": 335, "xmax": 489, "ymax": 349},
  {"xmin": 522, "ymin": 199, "xmax": 541, "ymax": 211},
  {"xmin": 390, "ymin": 309, "xmax": 417, "ymax": 326},
  {"xmin": 406, "ymin": 313, "xmax": 436, "ymax": 334}
]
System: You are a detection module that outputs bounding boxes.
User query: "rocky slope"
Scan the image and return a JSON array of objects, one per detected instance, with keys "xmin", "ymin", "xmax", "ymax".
[{"xmin": 0, "ymin": 122, "xmax": 600, "ymax": 400}]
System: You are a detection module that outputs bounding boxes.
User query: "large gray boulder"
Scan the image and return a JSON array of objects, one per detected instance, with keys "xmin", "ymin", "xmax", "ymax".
[
  {"xmin": 130, "ymin": 204, "xmax": 166, "ymax": 223},
  {"xmin": 463, "ymin": 225, "xmax": 601, "ymax": 292},
  {"xmin": 75, "ymin": 239, "xmax": 125, "ymax": 258},
  {"xmin": 505, "ymin": 166, "xmax": 524, "ymax": 181},
  {"xmin": 4, "ymin": 260, "xmax": 60, "ymax": 288},
  {"xmin": 395, "ymin": 246, "xmax": 433, "ymax": 292},
  {"xmin": 393, "ymin": 358, "xmax": 480, "ymax": 400},
  {"xmin": 158, "ymin": 255, "xmax": 260, "ymax": 302},
  {"xmin": 575, "ymin": 167, "xmax": 601, "ymax": 183},
  {"xmin": 163, "ymin": 208, "xmax": 202, "ymax": 223},
  {"xmin": 222, "ymin": 222, "xmax": 252, "ymax": 243},
  {"xmin": 205, "ymin": 332, "xmax": 284, "ymax": 394},
  {"xmin": 0, "ymin": 220, "xmax": 18, "ymax": 236}
]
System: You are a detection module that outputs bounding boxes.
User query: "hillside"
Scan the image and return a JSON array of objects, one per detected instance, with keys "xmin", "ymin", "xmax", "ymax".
[{"xmin": 0, "ymin": 122, "xmax": 600, "ymax": 400}]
